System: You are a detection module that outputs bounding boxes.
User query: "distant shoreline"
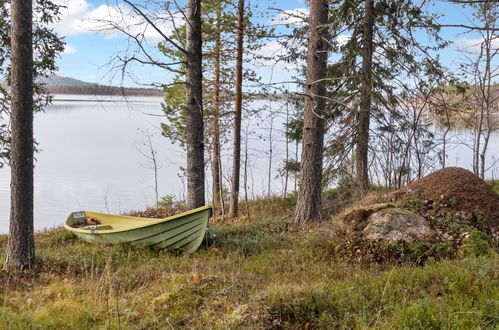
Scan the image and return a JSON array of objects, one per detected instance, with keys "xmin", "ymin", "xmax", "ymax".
[{"xmin": 47, "ymin": 85, "xmax": 164, "ymax": 97}]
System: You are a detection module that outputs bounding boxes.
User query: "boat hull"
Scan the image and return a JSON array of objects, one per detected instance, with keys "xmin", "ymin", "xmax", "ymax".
[{"xmin": 65, "ymin": 206, "xmax": 212, "ymax": 253}]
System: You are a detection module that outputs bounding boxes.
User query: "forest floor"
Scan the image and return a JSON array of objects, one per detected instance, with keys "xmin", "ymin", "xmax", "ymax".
[{"xmin": 0, "ymin": 186, "xmax": 498, "ymax": 329}]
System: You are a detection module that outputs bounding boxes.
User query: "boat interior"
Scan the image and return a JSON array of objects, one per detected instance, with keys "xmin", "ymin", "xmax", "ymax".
[{"xmin": 66, "ymin": 211, "xmax": 160, "ymax": 231}]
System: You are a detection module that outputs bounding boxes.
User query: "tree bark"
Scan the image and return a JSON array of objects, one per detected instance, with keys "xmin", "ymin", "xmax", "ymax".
[
  {"xmin": 229, "ymin": 0, "xmax": 245, "ymax": 218},
  {"xmin": 294, "ymin": 0, "xmax": 329, "ymax": 224},
  {"xmin": 355, "ymin": 0, "xmax": 374, "ymax": 198},
  {"xmin": 4, "ymin": 0, "xmax": 35, "ymax": 270},
  {"xmin": 211, "ymin": 1, "xmax": 222, "ymax": 215},
  {"xmin": 185, "ymin": 0, "xmax": 205, "ymax": 209}
]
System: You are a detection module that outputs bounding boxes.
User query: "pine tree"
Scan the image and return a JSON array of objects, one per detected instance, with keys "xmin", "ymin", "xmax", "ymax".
[
  {"xmin": 5, "ymin": 0, "xmax": 35, "ymax": 270},
  {"xmin": 294, "ymin": 0, "xmax": 329, "ymax": 224},
  {"xmin": 229, "ymin": 0, "xmax": 245, "ymax": 218}
]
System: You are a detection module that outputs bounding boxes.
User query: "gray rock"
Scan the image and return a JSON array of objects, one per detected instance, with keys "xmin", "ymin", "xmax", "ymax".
[{"xmin": 363, "ymin": 208, "xmax": 431, "ymax": 242}]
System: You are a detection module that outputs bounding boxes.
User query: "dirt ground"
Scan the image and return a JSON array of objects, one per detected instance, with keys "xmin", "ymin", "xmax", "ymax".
[{"xmin": 391, "ymin": 167, "xmax": 499, "ymax": 235}]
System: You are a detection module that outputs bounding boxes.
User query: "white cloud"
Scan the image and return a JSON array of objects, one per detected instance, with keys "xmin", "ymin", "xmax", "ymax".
[
  {"xmin": 51, "ymin": 0, "xmax": 92, "ymax": 36},
  {"xmin": 336, "ymin": 34, "xmax": 351, "ymax": 47},
  {"xmin": 272, "ymin": 8, "xmax": 307, "ymax": 27},
  {"xmin": 254, "ymin": 34, "xmax": 353, "ymax": 85},
  {"xmin": 252, "ymin": 40, "xmax": 305, "ymax": 84},
  {"xmin": 62, "ymin": 44, "xmax": 77, "ymax": 55},
  {"xmin": 51, "ymin": 0, "xmax": 182, "ymax": 44},
  {"xmin": 455, "ymin": 37, "xmax": 499, "ymax": 54}
]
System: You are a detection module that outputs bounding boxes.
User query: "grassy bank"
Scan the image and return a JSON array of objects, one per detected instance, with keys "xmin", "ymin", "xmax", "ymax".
[{"xmin": 0, "ymin": 210, "xmax": 497, "ymax": 329}]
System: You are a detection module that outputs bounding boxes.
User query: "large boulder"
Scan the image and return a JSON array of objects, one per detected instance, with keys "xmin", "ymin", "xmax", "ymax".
[{"xmin": 363, "ymin": 208, "xmax": 431, "ymax": 243}]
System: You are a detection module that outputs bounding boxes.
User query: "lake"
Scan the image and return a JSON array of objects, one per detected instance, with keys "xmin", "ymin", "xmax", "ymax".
[
  {"xmin": 0, "ymin": 95, "xmax": 498, "ymax": 233},
  {"xmin": 0, "ymin": 95, "xmax": 187, "ymax": 233}
]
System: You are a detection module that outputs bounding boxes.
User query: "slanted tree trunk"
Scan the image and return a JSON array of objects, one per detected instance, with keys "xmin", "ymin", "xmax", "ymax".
[
  {"xmin": 229, "ymin": 0, "xmax": 245, "ymax": 218},
  {"xmin": 356, "ymin": 0, "xmax": 374, "ymax": 198},
  {"xmin": 185, "ymin": 0, "xmax": 205, "ymax": 209},
  {"xmin": 211, "ymin": 1, "xmax": 223, "ymax": 215},
  {"xmin": 4, "ymin": 0, "xmax": 35, "ymax": 271},
  {"xmin": 294, "ymin": 0, "xmax": 329, "ymax": 224}
]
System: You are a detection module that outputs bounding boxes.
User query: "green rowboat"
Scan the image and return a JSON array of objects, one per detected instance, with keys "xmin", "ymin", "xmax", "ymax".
[{"xmin": 64, "ymin": 206, "xmax": 212, "ymax": 253}]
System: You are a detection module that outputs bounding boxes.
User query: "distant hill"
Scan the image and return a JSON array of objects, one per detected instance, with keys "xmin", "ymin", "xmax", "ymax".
[
  {"xmin": 40, "ymin": 75, "xmax": 164, "ymax": 97},
  {"xmin": 40, "ymin": 75, "xmax": 93, "ymax": 87}
]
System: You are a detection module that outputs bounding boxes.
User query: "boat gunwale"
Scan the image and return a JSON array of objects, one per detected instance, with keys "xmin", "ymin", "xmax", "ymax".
[{"xmin": 64, "ymin": 205, "xmax": 212, "ymax": 234}]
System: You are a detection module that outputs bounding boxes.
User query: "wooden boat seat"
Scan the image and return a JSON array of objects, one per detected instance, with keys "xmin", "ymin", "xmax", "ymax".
[{"xmin": 80, "ymin": 224, "xmax": 113, "ymax": 231}]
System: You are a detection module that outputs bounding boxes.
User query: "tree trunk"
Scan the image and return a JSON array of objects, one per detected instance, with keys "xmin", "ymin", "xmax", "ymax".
[
  {"xmin": 284, "ymin": 100, "xmax": 290, "ymax": 197},
  {"xmin": 244, "ymin": 127, "xmax": 250, "ymax": 220},
  {"xmin": 478, "ymin": 23, "xmax": 493, "ymax": 180},
  {"xmin": 355, "ymin": 0, "xmax": 374, "ymax": 198},
  {"xmin": 4, "ymin": 0, "xmax": 35, "ymax": 271},
  {"xmin": 294, "ymin": 0, "xmax": 329, "ymax": 224},
  {"xmin": 185, "ymin": 0, "xmax": 205, "ymax": 209},
  {"xmin": 442, "ymin": 104, "xmax": 451, "ymax": 168},
  {"xmin": 211, "ymin": 1, "xmax": 222, "ymax": 215},
  {"xmin": 229, "ymin": 0, "xmax": 245, "ymax": 218},
  {"xmin": 267, "ymin": 105, "xmax": 273, "ymax": 198}
]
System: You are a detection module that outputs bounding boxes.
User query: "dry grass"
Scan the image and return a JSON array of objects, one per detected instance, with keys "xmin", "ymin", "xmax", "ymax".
[{"xmin": 0, "ymin": 207, "xmax": 497, "ymax": 328}]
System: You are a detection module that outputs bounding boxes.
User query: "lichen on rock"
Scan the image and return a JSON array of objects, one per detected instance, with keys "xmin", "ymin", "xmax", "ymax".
[{"xmin": 363, "ymin": 208, "xmax": 432, "ymax": 243}]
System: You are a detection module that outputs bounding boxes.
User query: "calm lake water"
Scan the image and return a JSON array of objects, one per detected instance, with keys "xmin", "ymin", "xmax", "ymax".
[
  {"xmin": 0, "ymin": 95, "xmax": 498, "ymax": 233},
  {"xmin": 0, "ymin": 95, "xmax": 186, "ymax": 233}
]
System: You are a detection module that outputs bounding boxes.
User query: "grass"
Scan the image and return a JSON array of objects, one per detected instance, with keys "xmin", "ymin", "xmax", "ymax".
[
  {"xmin": 0, "ymin": 202, "xmax": 498, "ymax": 328},
  {"xmin": 486, "ymin": 180, "xmax": 499, "ymax": 195}
]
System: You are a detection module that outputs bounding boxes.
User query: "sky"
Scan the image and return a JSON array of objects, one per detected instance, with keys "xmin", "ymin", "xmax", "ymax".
[{"xmin": 50, "ymin": 0, "xmax": 497, "ymax": 88}]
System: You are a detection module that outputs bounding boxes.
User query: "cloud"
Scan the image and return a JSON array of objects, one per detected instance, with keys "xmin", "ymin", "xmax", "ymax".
[
  {"xmin": 337, "ymin": 34, "xmax": 351, "ymax": 47},
  {"xmin": 251, "ymin": 40, "xmax": 306, "ymax": 85},
  {"xmin": 51, "ymin": 0, "xmax": 181, "ymax": 44},
  {"xmin": 62, "ymin": 44, "xmax": 77, "ymax": 55},
  {"xmin": 455, "ymin": 37, "xmax": 499, "ymax": 54},
  {"xmin": 271, "ymin": 8, "xmax": 307, "ymax": 27},
  {"xmin": 254, "ymin": 34, "xmax": 354, "ymax": 85},
  {"xmin": 51, "ymin": 0, "xmax": 92, "ymax": 36}
]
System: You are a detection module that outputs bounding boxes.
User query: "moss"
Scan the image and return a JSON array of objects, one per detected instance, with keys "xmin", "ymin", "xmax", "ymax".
[
  {"xmin": 470, "ymin": 208, "xmax": 485, "ymax": 231},
  {"xmin": 401, "ymin": 194, "xmax": 425, "ymax": 212},
  {"xmin": 460, "ymin": 230, "xmax": 493, "ymax": 257}
]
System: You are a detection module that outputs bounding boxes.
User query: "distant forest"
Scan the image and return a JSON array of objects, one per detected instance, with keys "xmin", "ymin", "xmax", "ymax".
[{"xmin": 47, "ymin": 84, "xmax": 164, "ymax": 97}]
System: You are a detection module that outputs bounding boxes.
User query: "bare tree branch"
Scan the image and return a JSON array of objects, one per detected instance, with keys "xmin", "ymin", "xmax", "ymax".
[{"xmin": 123, "ymin": 0, "xmax": 187, "ymax": 54}]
